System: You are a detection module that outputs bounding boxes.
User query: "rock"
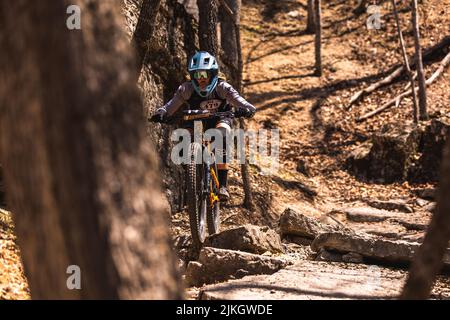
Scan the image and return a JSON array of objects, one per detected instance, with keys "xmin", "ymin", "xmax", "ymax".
[
  {"xmin": 205, "ymin": 224, "xmax": 284, "ymax": 254},
  {"xmin": 287, "ymin": 10, "xmax": 300, "ymax": 18},
  {"xmin": 345, "ymin": 142, "xmax": 372, "ymax": 178},
  {"xmin": 283, "ymin": 242, "xmax": 314, "ymax": 261},
  {"xmin": 423, "ymin": 202, "xmax": 437, "ymax": 213},
  {"xmin": 411, "ymin": 118, "xmax": 450, "ymax": 182},
  {"xmin": 173, "ymin": 234, "xmax": 195, "ymax": 261},
  {"xmin": 342, "ymin": 252, "xmax": 364, "ymax": 264},
  {"xmin": 390, "ymin": 218, "xmax": 428, "ymax": 231},
  {"xmin": 365, "ymin": 199, "xmax": 413, "ymax": 213},
  {"xmin": 340, "ymin": 207, "xmax": 397, "ymax": 223},
  {"xmin": 311, "ymin": 232, "xmax": 450, "ymax": 266},
  {"xmin": 200, "ymin": 260, "xmax": 416, "ymax": 300},
  {"xmin": 315, "ymin": 249, "xmax": 342, "ymax": 262},
  {"xmin": 415, "ymin": 198, "xmax": 431, "ymax": 207},
  {"xmin": 284, "ymin": 235, "xmax": 313, "ymax": 246},
  {"xmin": 346, "ymin": 119, "xmax": 449, "ymax": 183},
  {"xmin": 414, "ymin": 188, "xmax": 436, "ymax": 200},
  {"xmin": 280, "ymin": 208, "xmax": 351, "ymax": 239},
  {"xmin": 366, "ymin": 230, "xmax": 402, "ymax": 239},
  {"xmin": 296, "ymin": 159, "xmax": 310, "ymax": 176},
  {"xmin": 346, "ymin": 126, "xmax": 421, "ymax": 183},
  {"xmin": 184, "ymin": 247, "xmax": 289, "ymax": 287}
]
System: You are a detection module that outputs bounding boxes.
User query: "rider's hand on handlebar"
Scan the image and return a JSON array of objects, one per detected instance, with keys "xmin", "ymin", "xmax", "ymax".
[
  {"xmin": 149, "ymin": 108, "xmax": 167, "ymax": 123},
  {"xmin": 235, "ymin": 107, "xmax": 255, "ymax": 119}
]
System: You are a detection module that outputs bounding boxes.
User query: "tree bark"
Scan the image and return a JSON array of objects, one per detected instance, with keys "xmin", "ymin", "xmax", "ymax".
[
  {"xmin": 392, "ymin": 0, "xmax": 419, "ymax": 124},
  {"xmin": 0, "ymin": 0, "xmax": 182, "ymax": 299},
  {"xmin": 353, "ymin": 0, "xmax": 368, "ymax": 15},
  {"xmin": 198, "ymin": 0, "xmax": 219, "ymax": 55},
  {"xmin": 402, "ymin": 137, "xmax": 450, "ymax": 299},
  {"xmin": 217, "ymin": 0, "xmax": 255, "ymax": 210},
  {"xmin": 219, "ymin": 0, "xmax": 241, "ymax": 86},
  {"xmin": 314, "ymin": 0, "xmax": 322, "ymax": 76},
  {"xmin": 236, "ymin": 22, "xmax": 256, "ymax": 211},
  {"xmin": 0, "ymin": 164, "xmax": 4, "ymax": 206},
  {"xmin": 131, "ymin": 0, "xmax": 162, "ymax": 73},
  {"xmin": 411, "ymin": 0, "xmax": 428, "ymax": 120},
  {"xmin": 306, "ymin": 0, "xmax": 315, "ymax": 34}
]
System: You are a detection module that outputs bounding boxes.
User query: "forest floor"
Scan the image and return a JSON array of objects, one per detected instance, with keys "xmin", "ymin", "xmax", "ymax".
[
  {"xmin": 0, "ymin": 0, "xmax": 449, "ymax": 300},
  {"xmin": 0, "ymin": 209, "xmax": 29, "ymax": 299}
]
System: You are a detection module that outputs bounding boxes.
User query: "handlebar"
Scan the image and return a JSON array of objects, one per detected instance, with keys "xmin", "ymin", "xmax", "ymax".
[{"xmin": 149, "ymin": 110, "xmax": 239, "ymax": 124}]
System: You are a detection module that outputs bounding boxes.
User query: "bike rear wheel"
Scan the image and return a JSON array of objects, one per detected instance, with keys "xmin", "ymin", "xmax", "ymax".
[{"xmin": 187, "ymin": 143, "xmax": 207, "ymax": 250}]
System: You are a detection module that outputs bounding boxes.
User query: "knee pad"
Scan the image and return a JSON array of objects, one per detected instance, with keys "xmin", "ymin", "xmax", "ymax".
[{"xmin": 215, "ymin": 124, "xmax": 231, "ymax": 165}]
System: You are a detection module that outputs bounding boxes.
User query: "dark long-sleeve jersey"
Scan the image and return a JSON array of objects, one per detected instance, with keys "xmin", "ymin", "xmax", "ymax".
[{"xmin": 159, "ymin": 80, "xmax": 256, "ymax": 116}]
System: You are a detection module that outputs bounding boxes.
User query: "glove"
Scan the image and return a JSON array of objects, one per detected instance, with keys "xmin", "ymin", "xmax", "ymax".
[
  {"xmin": 235, "ymin": 107, "xmax": 255, "ymax": 119},
  {"xmin": 149, "ymin": 108, "xmax": 167, "ymax": 123}
]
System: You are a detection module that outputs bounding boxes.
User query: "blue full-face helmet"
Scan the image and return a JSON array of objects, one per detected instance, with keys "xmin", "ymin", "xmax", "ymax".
[{"xmin": 188, "ymin": 51, "xmax": 219, "ymax": 97}]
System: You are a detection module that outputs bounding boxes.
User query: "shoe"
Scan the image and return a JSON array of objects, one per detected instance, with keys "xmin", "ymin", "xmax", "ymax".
[{"xmin": 218, "ymin": 186, "xmax": 230, "ymax": 202}]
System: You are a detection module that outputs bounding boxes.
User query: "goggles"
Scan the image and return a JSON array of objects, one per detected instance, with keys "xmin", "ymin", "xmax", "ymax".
[{"xmin": 193, "ymin": 71, "xmax": 209, "ymax": 80}]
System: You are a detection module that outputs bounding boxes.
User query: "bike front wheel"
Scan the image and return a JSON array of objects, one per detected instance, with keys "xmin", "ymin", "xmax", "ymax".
[{"xmin": 186, "ymin": 143, "xmax": 207, "ymax": 250}]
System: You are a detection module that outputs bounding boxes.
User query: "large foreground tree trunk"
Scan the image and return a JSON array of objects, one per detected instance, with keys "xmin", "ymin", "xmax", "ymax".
[
  {"xmin": 401, "ymin": 138, "xmax": 450, "ymax": 299},
  {"xmin": 411, "ymin": 0, "xmax": 428, "ymax": 120},
  {"xmin": 0, "ymin": 0, "xmax": 182, "ymax": 299}
]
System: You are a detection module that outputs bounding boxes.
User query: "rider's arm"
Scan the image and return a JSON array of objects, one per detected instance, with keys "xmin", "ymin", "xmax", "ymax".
[
  {"xmin": 216, "ymin": 81, "xmax": 256, "ymax": 114},
  {"xmin": 158, "ymin": 82, "xmax": 194, "ymax": 116}
]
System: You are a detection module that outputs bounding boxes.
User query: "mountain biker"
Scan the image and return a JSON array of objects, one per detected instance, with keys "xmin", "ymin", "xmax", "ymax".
[{"xmin": 151, "ymin": 51, "xmax": 256, "ymax": 202}]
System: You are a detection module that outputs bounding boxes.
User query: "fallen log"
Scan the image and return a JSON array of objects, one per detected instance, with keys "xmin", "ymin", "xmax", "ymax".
[
  {"xmin": 357, "ymin": 51, "xmax": 450, "ymax": 122},
  {"xmin": 347, "ymin": 36, "xmax": 450, "ymax": 109},
  {"xmin": 347, "ymin": 66, "xmax": 404, "ymax": 109}
]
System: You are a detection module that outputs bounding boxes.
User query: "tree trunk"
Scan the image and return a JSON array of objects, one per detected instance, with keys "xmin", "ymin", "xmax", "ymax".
[
  {"xmin": 0, "ymin": 0, "xmax": 182, "ymax": 299},
  {"xmin": 353, "ymin": 0, "xmax": 367, "ymax": 15},
  {"xmin": 217, "ymin": 0, "xmax": 255, "ymax": 210},
  {"xmin": 198, "ymin": 0, "xmax": 219, "ymax": 55},
  {"xmin": 314, "ymin": 0, "xmax": 322, "ymax": 76},
  {"xmin": 411, "ymin": 0, "xmax": 428, "ymax": 120},
  {"xmin": 401, "ymin": 137, "xmax": 450, "ymax": 299},
  {"xmin": 131, "ymin": 0, "xmax": 162, "ymax": 73},
  {"xmin": 306, "ymin": 0, "xmax": 315, "ymax": 34},
  {"xmin": 219, "ymin": 0, "xmax": 241, "ymax": 86},
  {"xmin": 392, "ymin": 0, "xmax": 419, "ymax": 124},
  {"xmin": 236, "ymin": 23, "xmax": 256, "ymax": 211},
  {"xmin": 0, "ymin": 164, "xmax": 4, "ymax": 207}
]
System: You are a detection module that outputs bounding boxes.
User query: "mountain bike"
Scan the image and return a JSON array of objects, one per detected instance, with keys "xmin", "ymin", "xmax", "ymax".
[{"xmin": 150, "ymin": 109, "xmax": 239, "ymax": 250}]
